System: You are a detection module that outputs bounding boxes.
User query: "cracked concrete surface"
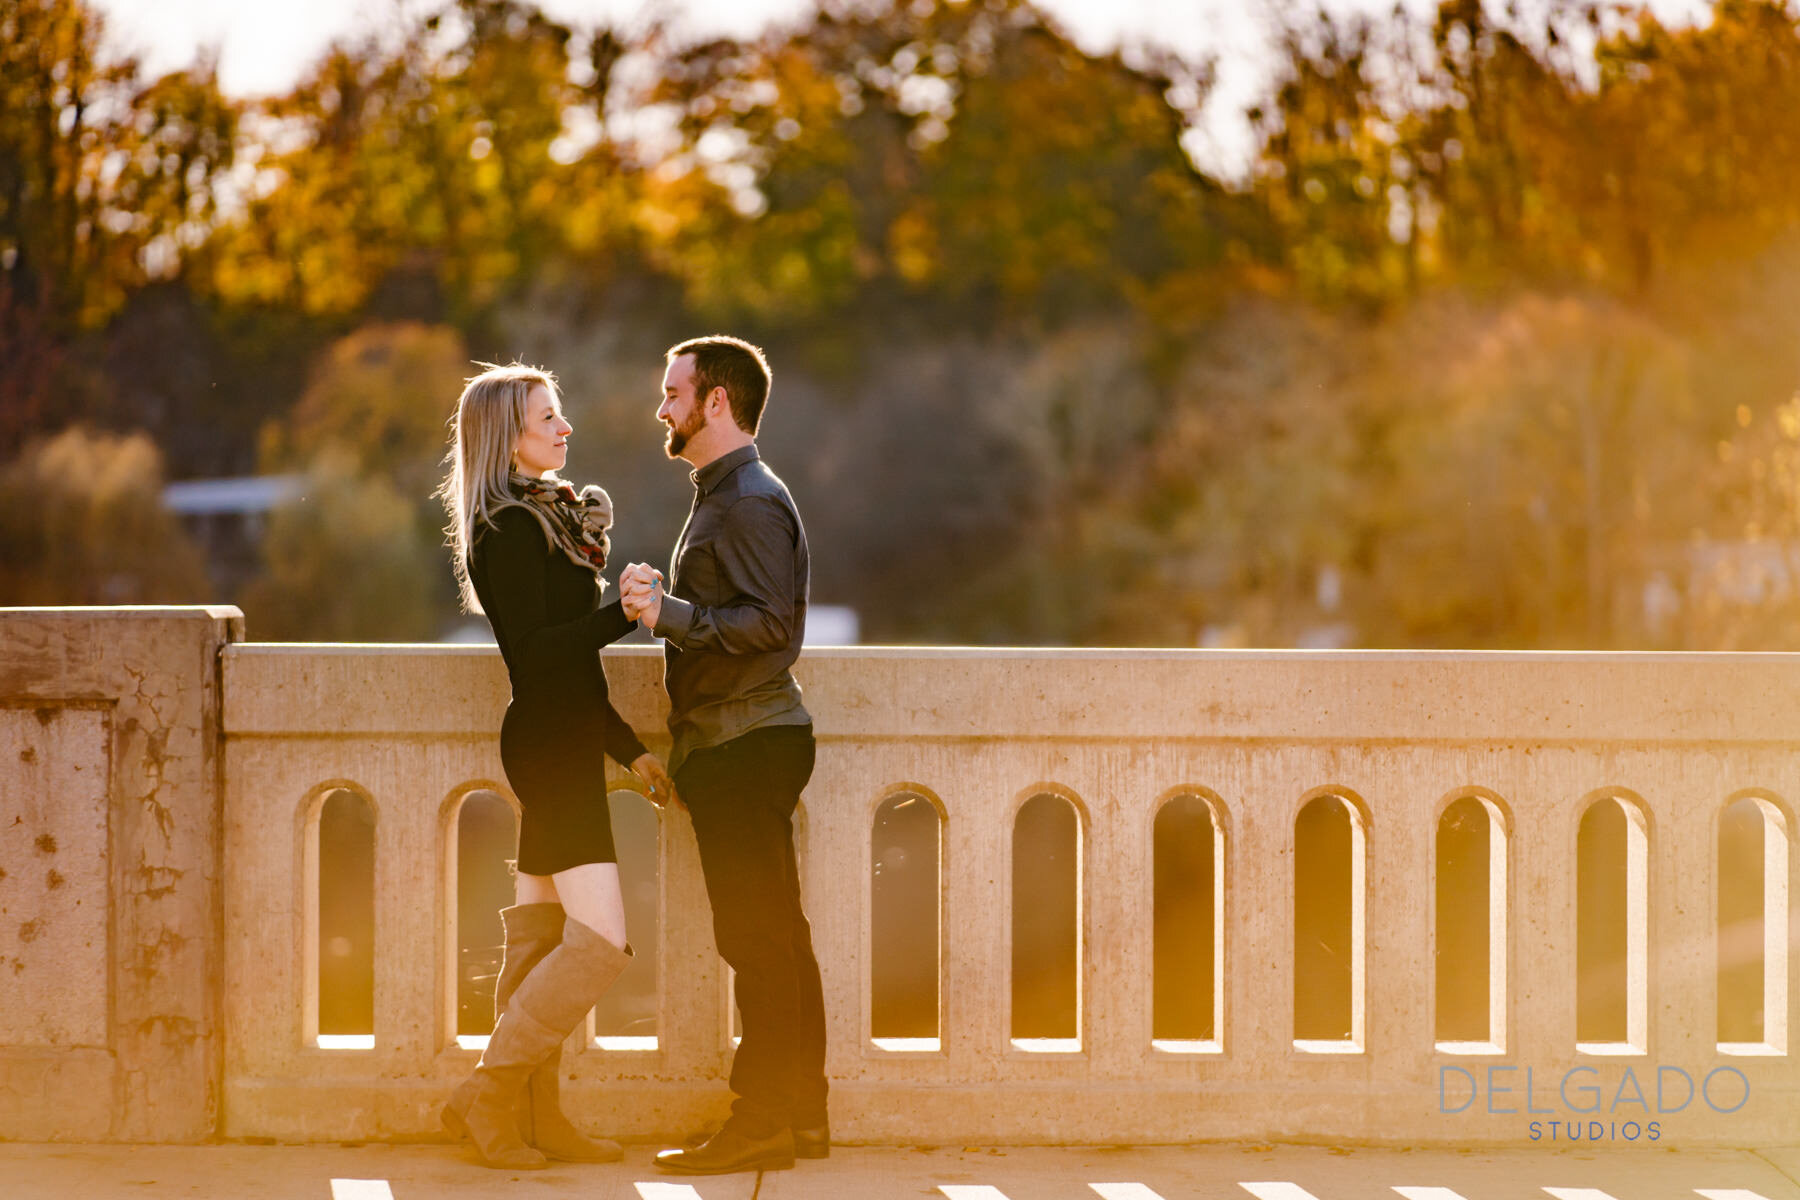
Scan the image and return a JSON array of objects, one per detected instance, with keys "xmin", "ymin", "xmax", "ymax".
[{"xmin": 0, "ymin": 607, "xmax": 242, "ymax": 1142}]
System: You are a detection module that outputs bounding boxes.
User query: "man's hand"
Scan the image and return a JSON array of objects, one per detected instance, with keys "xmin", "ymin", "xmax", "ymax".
[
  {"xmin": 630, "ymin": 751, "xmax": 682, "ymax": 810},
  {"xmin": 619, "ymin": 562, "xmax": 665, "ymax": 630}
]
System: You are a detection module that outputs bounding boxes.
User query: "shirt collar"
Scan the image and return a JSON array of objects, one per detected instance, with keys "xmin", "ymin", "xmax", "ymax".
[{"xmin": 690, "ymin": 443, "xmax": 760, "ymax": 496}]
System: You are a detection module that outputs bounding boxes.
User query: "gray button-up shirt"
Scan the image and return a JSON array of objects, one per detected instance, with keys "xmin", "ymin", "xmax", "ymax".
[{"xmin": 652, "ymin": 444, "xmax": 811, "ymax": 774}]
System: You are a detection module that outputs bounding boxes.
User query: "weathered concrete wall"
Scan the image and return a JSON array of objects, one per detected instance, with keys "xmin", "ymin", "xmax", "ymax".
[
  {"xmin": 0, "ymin": 607, "xmax": 242, "ymax": 1142},
  {"xmin": 219, "ymin": 644, "xmax": 1800, "ymax": 1149},
  {"xmin": 4, "ymin": 614, "xmax": 1796, "ymax": 1146}
]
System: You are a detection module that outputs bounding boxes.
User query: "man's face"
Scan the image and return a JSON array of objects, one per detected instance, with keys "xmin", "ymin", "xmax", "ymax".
[{"xmin": 658, "ymin": 353, "xmax": 709, "ymax": 460}]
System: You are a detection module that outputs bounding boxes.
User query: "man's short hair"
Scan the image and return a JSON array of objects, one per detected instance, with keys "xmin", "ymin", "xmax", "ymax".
[{"xmin": 666, "ymin": 335, "xmax": 772, "ymax": 435}]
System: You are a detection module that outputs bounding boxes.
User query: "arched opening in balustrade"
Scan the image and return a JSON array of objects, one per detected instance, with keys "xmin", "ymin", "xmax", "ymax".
[
  {"xmin": 1435, "ymin": 791, "xmax": 1509, "ymax": 1053},
  {"xmin": 1717, "ymin": 792, "xmax": 1791, "ymax": 1055},
  {"xmin": 591, "ymin": 786, "xmax": 662, "ymax": 1051},
  {"xmin": 303, "ymin": 785, "xmax": 376, "ymax": 1050},
  {"xmin": 1152, "ymin": 790, "xmax": 1224, "ymax": 1052},
  {"xmin": 1293, "ymin": 790, "xmax": 1366, "ymax": 1053},
  {"xmin": 449, "ymin": 788, "xmax": 519, "ymax": 1048},
  {"xmin": 1011, "ymin": 789, "xmax": 1083, "ymax": 1052},
  {"xmin": 1576, "ymin": 792, "xmax": 1648, "ymax": 1053},
  {"xmin": 727, "ymin": 801, "xmax": 809, "ymax": 1047},
  {"xmin": 870, "ymin": 788, "xmax": 944, "ymax": 1052}
]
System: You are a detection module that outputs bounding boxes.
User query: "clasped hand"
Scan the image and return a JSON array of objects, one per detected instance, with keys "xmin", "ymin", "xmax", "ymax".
[
  {"xmin": 629, "ymin": 751, "xmax": 682, "ymax": 810},
  {"xmin": 619, "ymin": 562, "xmax": 665, "ymax": 629}
]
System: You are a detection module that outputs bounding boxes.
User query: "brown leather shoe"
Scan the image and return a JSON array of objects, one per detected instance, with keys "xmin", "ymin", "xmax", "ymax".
[
  {"xmin": 680, "ymin": 1120, "xmax": 827, "ymax": 1159},
  {"xmin": 792, "ymin": 1122, "xmax": 829, "ymax": 1159},
  {"xmin": 677, "ymin": 1122, "xmax": 720, "ymax": 1150},
  {"xmin": 655, "ymin": 1125, "xmax": 796, "ymax": 1174}
]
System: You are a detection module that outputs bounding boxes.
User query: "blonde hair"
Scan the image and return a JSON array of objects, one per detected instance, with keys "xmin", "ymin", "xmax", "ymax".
[{"xmin": 437, "ymin": 361, "xmax": 566, "ymax": 614}]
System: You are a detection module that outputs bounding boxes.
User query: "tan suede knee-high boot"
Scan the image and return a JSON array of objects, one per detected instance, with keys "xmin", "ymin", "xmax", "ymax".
[
  {"xmin": 493, "ymin": 904, "xmax": 624, "ymax": 1163},
  {"xmin": 443, "ymin": 918, "xmax": 633, "ymax": 1169}
]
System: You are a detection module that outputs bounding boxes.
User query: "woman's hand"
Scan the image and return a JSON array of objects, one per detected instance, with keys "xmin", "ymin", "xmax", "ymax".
[
  {"xmin": 619, "ymin": 563, "xmax": 664, "ymax": 630},
  {"xmin": 631, "ymin": 752, "xmax": 682, "ymax": 810}
]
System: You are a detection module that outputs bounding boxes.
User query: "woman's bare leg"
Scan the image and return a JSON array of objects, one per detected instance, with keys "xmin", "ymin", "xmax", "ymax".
[
  {"xmin": 549, "ymin": 862, "xmax": 628, "ymax": 950},
  {"xmin": 515, "ymin": 871, "xmax": 559, "ymax": 906}
]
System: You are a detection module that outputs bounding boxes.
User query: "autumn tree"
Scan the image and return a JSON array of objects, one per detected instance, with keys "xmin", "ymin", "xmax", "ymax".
[
  {"xmin": 263, "ymin": 321, "xmax": 471, "ymax": 497},
  {"xmin": 240, "ymin": 451, "xmax": 442, "ymax": 641},
  {"xmin": 642, "ymin": 0, "xmax": 1244, "ymax": 335},
  {"xmin": 0, "ymin": 426, "xmax": 209, "ymax": 604},
  {"xmin": 204, "ymin": 0, "xmax": 647, "ymax": 324},
  {"xmin": 1, "ymin": 0, "xmax": 236, "ymax": 453}
]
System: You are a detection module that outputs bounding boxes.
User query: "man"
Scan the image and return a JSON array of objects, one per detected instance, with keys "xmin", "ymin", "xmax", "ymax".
[{"xmin": 618, "ymin": 335, "xmax": 827, "ymax": 1175}]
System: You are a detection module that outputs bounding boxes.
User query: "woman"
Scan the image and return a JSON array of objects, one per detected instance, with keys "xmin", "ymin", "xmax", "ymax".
[{"xmin": 436, "ymin": 361, "xmax": 676, "ymax": 1170}]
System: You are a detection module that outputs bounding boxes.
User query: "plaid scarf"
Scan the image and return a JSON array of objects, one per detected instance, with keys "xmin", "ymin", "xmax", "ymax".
[{"xmin": 508, "ymin": 472, "xmax": 613, "ymax": 579}]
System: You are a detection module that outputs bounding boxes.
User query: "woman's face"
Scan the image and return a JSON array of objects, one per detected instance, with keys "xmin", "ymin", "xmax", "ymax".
[{"xmin": 512, "ymin": 383, "xmax": 571, "ymax": 476}]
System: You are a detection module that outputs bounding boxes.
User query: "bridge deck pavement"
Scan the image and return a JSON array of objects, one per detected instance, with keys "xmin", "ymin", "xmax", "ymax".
[{"xmin": 4, "ymin": 1142, "xmax": 1798, "ymax": 1199}]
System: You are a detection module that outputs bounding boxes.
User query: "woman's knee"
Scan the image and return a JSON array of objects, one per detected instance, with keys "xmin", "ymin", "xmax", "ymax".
[
  {"xmin": 551, "ymin": 861, "xmax": 629, "ymax": 948},
  {"xmin": 514, "ymin": 870, "xmax": 559, "ymax": 905}
]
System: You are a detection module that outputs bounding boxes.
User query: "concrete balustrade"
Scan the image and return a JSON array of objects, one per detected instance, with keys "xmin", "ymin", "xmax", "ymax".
[
  {"xmin": 3, "ymin": 607, "xmax": 1797, "ymax": 1146},
  {"xmin": 0, "ymin": 606, "xmax": 242, "ymax": 1142}
]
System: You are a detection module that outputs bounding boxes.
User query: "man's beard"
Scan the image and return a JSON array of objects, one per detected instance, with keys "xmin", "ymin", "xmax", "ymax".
[{"xmin": 664, "ymin": 409, "xmax": 705, "ymax": 458}]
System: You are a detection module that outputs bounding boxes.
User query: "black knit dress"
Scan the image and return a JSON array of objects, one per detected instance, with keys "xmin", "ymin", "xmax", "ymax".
[{"xmin": 469, "ymin": 504, "xmax": 648, "ymax": 875}]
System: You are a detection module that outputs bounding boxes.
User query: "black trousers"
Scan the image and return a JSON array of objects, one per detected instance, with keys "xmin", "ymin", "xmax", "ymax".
[{"xmin": 675, "ymin": 723, "xmax": 826, "ymax": 1134}]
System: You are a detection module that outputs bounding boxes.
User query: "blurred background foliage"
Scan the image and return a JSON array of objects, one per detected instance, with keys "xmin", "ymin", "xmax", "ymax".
[{"xmin": 4, "ymin": 0, "xmax": 1799, "ymax": 647}]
